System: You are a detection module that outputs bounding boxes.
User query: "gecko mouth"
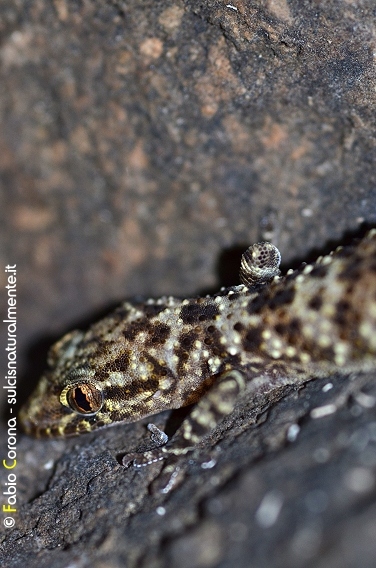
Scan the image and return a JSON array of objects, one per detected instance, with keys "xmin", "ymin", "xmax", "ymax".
[{"xmin": 19, "ymin": 401, "xmax": 105, "ymax": 437}]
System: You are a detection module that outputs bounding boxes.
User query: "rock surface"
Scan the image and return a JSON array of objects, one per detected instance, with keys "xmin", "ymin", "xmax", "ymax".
[{"xmin": 1, "ymin": 1, "xmax": 376, "ymax": 566}]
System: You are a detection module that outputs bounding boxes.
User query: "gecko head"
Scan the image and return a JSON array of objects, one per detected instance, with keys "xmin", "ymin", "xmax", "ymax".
[
  {"xmin": 19, "ymin": 366, "xmax": 108, "ymax": 437},
  {"xmin": 19, "ymin": 330, "xmax": 104, "ymax": 436},
  {"xmin": 19, "ymin": 328, "xmax": 177, "ymax": 437}
]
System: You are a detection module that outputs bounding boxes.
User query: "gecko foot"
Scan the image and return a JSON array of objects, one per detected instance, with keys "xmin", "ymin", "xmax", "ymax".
[
  {"xmin": 121, "ymin": 370, "xmax": 245, "ymax": 492},
  {"xmin": 121, "ymin": 423, "xmax": 169, "ymax": 467}
]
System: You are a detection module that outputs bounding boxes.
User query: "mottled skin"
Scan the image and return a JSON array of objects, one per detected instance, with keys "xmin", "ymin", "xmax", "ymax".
[{"xmin": 20, "ymin": 231, "xmax": 376, "ymax": 447}]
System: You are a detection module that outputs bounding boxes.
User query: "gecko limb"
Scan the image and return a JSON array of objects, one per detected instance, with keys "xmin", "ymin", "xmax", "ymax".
[{"xmin": 122, "ymin": 370, "xmax": 245, "ymax": 468}]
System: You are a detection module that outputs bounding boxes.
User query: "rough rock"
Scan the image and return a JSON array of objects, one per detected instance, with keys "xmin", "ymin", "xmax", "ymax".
[{"xmin": 1, "ymin": 1, "xmax": 376, "ymax": 566}]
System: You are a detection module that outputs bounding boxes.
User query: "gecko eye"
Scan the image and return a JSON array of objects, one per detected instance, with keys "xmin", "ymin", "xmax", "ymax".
[
  {"xmin": 65, "ymin": 383, "xmax": 103, "ymax": 415},
  {"xmin": 240, "ymin": 242, "xmax": 281, "ymax": 287}
]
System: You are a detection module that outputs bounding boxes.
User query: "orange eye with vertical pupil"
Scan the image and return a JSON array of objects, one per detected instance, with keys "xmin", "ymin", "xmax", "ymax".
[{"xmin": 66, "ymin": 383, "xmax": 103, "ymax": 415}]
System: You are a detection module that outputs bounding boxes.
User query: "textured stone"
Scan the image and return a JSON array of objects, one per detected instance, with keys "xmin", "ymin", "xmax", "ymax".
[{"xmin": 0, "ymin": 1, "xmax": 376, "ymax": 566}]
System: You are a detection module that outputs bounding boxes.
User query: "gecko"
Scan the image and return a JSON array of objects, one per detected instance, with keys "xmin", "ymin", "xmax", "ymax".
[{"xmin": 20, "ymin": 230, "xmax": 376, "ymax": 468}]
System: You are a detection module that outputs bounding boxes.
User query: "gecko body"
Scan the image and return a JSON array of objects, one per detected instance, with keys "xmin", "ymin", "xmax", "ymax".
[{"xmin": 20, "ymin": 231, "xmax": 376, "ymax": 447}]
